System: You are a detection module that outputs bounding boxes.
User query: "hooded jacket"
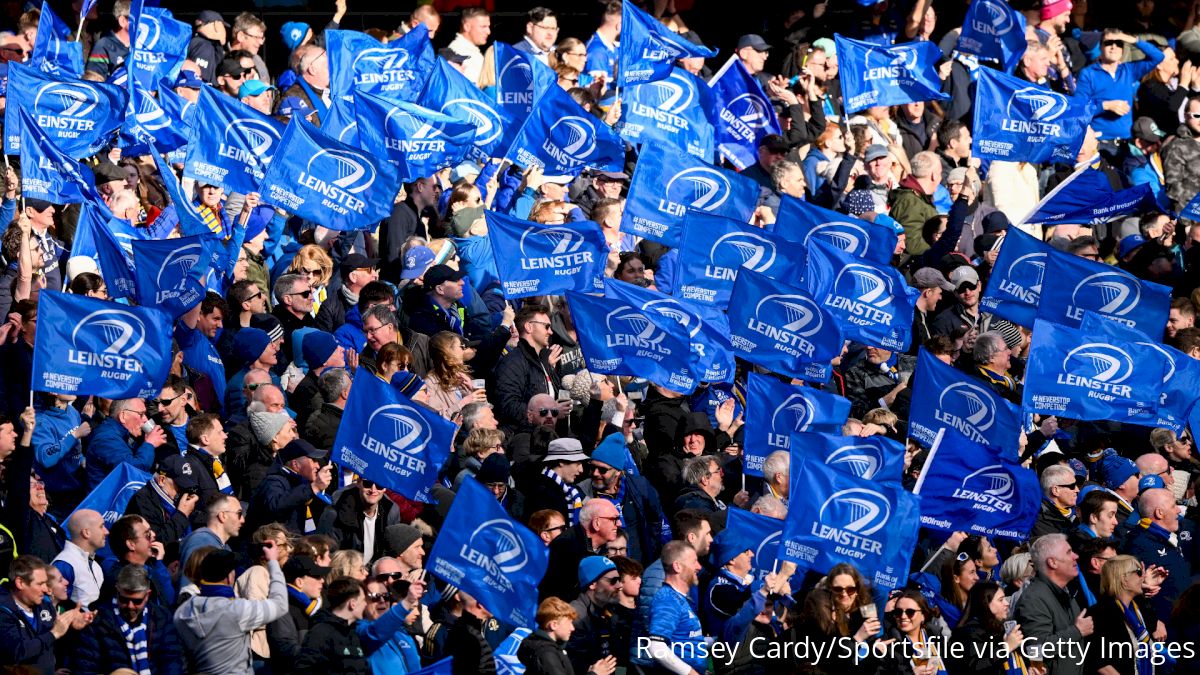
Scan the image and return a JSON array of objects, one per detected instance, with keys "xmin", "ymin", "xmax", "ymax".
[
  {"xmin": 649, "ymin": 412, "xmax": 716, "ymax": 501},
  {"xmin": 889, "ymin": 174, "xmax": 938, "ymax": 256},
  {"xmin": 517, "ymin": 629, "xmax": 573, "ymax": 675},
  {"xmin": 295, "ymin": 609, "xmax": 369, "ymax": 674}
]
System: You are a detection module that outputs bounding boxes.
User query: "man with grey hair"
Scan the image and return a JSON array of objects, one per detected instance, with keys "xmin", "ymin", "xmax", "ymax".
[
  {"xmin": 304, "ymin": 368, "xmax": 352, "ymax": 451},
  {"xmin": 970, "ymin": 331, "xmax": 1019, "ymax": 402},
  {"xmin": 271, "ymin": 273, "xmax": 315, "ymax": 361},
  {"xmin": 541, "ymin": 498, "xmax": 621, "ymax": 601},
  {"xmin": 1032, "ymin": 465, "xmax": 1079, "ymax": 538},
  {"xmin": 892, "ymin": 150, "xmax": 942, "ymax": 255},
  {"xmin": 1125, "ymin": 488, "xmax": 1189, "ymax": 616},
  {"xmin": 761, "ymin": 450, "xmax": 789, "ymax": 506},
  {"xmin": 770, "ymin": 159, "xmax": 807, "ymax": 200},
  {"xmin": 673, "ymin": 455, "xmax": 728, "ymax": 525},
  {"xmin": 86, "ymin": 398, "xmax": 167, "ymax": 489},
  {"xmin": 76, "ymin": 564, "xmax": 183, "ymax": 674},
  {"xmin": 52, "ymin": 509, "xmax": 108, "ymax": 606},
  {"xmin": 1014, "ymin": 533, "xmax": 1093, "ymax": 675},
  {"xmin": 751, "ymin": 494, "xmax": 787, "ymax": 519},
  {"xmin": 180, "ymin": 494, "xmax": 244, "ymax": 579}
]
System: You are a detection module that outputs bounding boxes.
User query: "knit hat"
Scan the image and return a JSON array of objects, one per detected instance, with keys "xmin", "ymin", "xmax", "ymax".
[
  {"xmin": 233, "ymin": 328, "xmax": 272, "ymax": 365},
  {"xmin": 385, "ymin": 523, "xmax": 422, "ymax": 555},
  {"xmin": 982, "ymin": 211, "xmax": 1011, "ymax": 234},
  {"xmin": 1098, "ymin": 454, "xmax": 1138, "ymax": 491},
  {"xmin": 591, "ymin": 432, "xmax": 626, "ymax": 471},
  {"xmin": 873, "ymin": 213, "xmax": 904, "ymax": 236},
  {"xmin": 281, "ymin": 21, "xmax": 310, "ymax": 51},
  {"xmin": 991, "ymin": 318, "xmax": 1024, "ymax": 351},
  {"xmin": 477, "ymin": 454, "xmax": 511, "ymax": 484},
  {"xmin": 198, "ymin": 549, "xmax": 239, "ymax": 583},
  {"xmin": 249, "ymin": 409, "xmax": 292, "ymax": 445},
  {"xmin": 250, "ymin": 313, "xmax": 285, "ymax": 343},
  {"xmin": 712, "ymin": 528, "xmax": 753, "ymax": 568},
  {"xmin": 301, "ymin": 330, "xmax": 339, "ymax": 369},
  {"xmin": 391, "ymin": 371, "xmax": 426, "ymax": 399},
  {"xmin": 578, "ymin": 555, "xmax": 617, "ymax": 589},
  {"xmin": 1041, "ymin": 0, "xmax": 1072, "ymax": 21}
]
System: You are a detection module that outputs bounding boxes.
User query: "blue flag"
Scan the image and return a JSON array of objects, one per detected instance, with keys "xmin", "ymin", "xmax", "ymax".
[
  {"xmin": 332, "ymin": 371, "xmax": 455, "ymax": 503},
  {"xmin": 427, "ymin": 478, "xmax": 548, "ymax": 627},
  {"xmin": 790, "ymin": 431, "xmax": 906, "ymax": 485},
  {"xmin": 326, "ymin": 26, "xmax": 434, "ymax": 103},
  {"xmin": 31, "ymin": 1, "xmax": 83, "ymax": 76},
  {"xmin": 157, "ymin": 78, "xmax": 196, "ymax": 127},
  {"xmin": 909, "ymin": 348, "xmax": 1023, "ymax": 451},
  {"xmin": 676, "ymin": 211, "xmax": 806, "ymax": 308},
  {"xmin": 914, "ymin": 428, "xmax": 1041, "ymax": 540},
  {"xmin": 805, "ymin": 239, "xmax": 919, "ymax": 351},
  {"xmin": 618, "ymin": 67, "xmax": 716, "ymax": 160},
  {"xmin": 973, "ymin": 68, "xmax": 1092, "ymax": 164},
  {"xmin": 184, "ymin": 86, "xmax": 285, "ymax": 195},
  {"xmin": 979, "ymin": 227, "xmax": 1054, "ymax": 327},
  {"xmin": 485, "ymin": 211, "xmax": 607, "ymax": 298},
  {"xmin": 32, "ymin": 291, "xmax": 172, "ymax": 399},
  {"xmin": 618, "ymin": 1, "xmax": 717, "ymax": 86},
  {"xmin": 781, "ymin": 453, "xmax": 920, "ymax": 591},
  {"xmin": 774, "ymin": 194, "xmax": 898, "ymax": 264},
  {"xmin": 258, "ymin": 118, "xmax": 401, "ymax": 231},
  {"xmin": 419, "ymin": 57, "xmax": 515, "ymax": 164},
  {"xmin": 70, "ymin": 204, "xmax": 141, "ymax": 298},
  {"xmin": 567, "ymin": 291, "xmax": 699, "ymax": 394},
  {"xmin": 149, "ymin": 141, "xmax": 213, "ymax": 240},
  {"xmin": 743, "ymin": 372, "xmax": 851, "ymax": 475},
  {"xmin": 604, "ymin": 279, "xmax": 735, "ymax": 384},
  {"xmin": 1021, "ymin": 160, "xmax": 1159, "ymax": 226},
  {"xmin": 494, "ymin": 41, "xmax": 558, "ymax": 119},
  {"xmin": 956, "ymin": 0, "xmax": 1028, "ymax": 71},
  {"xmin": 354, "ymin": 93, "xmax": 477, "ymax": 182},
  {"xmin": 621, "ymin": 142, "xmax": 757, "ymax": 247},
  {"xmin": 129, "ymin": 8, "xmax": 190, "ymax": 90},
  {"xmin": 121, "ymin": 77, "xmax": 189, "ymax": 155},
  {"xmin": 3, "ymin": 62, "xmax": 127, "ymax": 156},
  {"xmin": 836, "ymin": 35, "xmax": 950, "ymax": 114},
  {"xmin": 1034, "ymin": 247, "xmax": 1171, "ymax": 334},
  {"xmin": 494, "ymin": 630, "xmax": 531, "ymax": 675},
  {"xmin": 504, "ymin": 84, "xmax": 624, "ymax": 176},
  {"xmin": 133, "ymin": 235, "xmax": 220, "ymax": 318},
  {"xmin": 1080, "ymin": 313, "xmax": 1200, "ymax": 432},
  {"xmin": 68, "ymin": 462, "xmax": 152, "ymax": 528},
  {"xmin": 322, "ymin": 96, "xmax": 360, "ymax": 146},
  {"xmin": 1181, "ymin": 190, "xmax": 1200, "ymax": 222},
  {"xmin": 18, "ymin": 109, "xmax": 101, "ymax": 205},
  {"xmin": 727, "ymin": 269, "xmax": 844, "ymax": 382},
  {"xmin": 1023, "ymin": 319, "xmax": 1166, "ymax": 421},
  {"xmin": 708, "ymin": 56, "xmax": 781, "ymax": 170},
  {"xmin": 723, "ymin": 507, "xmax": 783, "ymax": 577},
  {"xmin": 453, "ymin": 235, "xmax": 502, "ymax": 298}
]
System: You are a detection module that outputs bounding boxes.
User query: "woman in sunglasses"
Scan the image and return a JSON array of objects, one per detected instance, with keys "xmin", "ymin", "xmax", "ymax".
[
  {"xmin": 883, "ymin": 589, "xmax": 946, "ymax": 675},
  {"xmin": 946, "ymin": 582, "xmax": 1036, "ymax": 675},
  {"xmin": 287, "ymin": 245, "xmax": 333, "ymax": 317}
]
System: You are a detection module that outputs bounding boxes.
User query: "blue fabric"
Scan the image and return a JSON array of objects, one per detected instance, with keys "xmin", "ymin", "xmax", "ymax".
[
  {"xmin": 85, "ymin": 417, "xmax": 156, "ymax": 490},
  {"xmin": 32, "ymin": 405, "xmax": 86, "ymax": 493},
  {"xmin": 175, "ymin": 323, "xmax": 226, "ymax": 413},
  {"xmin": 585, "ymin": 32, "xmax": 618, "ymax": 79},
  {"xmin": 646, "ymin": 585, "xmax": 707, "ymax": 672},
  {"xmin": 1075, "ymin": 41, "xmax": 1164, "ymax": 139},
  {"xmin": 357, "ymin": 602, "xmax": 423, "ymax": 674}
]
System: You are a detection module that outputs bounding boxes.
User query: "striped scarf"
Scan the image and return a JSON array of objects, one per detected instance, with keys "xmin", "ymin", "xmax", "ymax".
[
  {"xmin": 211, "ymin": 457, "xmax": 234, "ymax": 495},
  {"xmin": 1118, "ymin": 598, "xmax": 1154, "ymax": 675},
  {"xmin": 542, "ymin": 467, "xmax": 584, "ymax": 524},
  {"xmin": 910, "ymin": 631, "xmax": 947, "ymax": 674},
  {"xmin": 1003, "ymin": 651, "xmax": 1030, "ymax": 675},
  {"xmin": 113, "ymin": 601, "xmax": 151, "ymax": 675}
]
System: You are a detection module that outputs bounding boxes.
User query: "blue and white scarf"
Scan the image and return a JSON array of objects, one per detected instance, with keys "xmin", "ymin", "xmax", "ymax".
[
  {"xmin": 542, "ymin": 466, "xmax": 584, "ymax": 524},
  {"xmin": 113, "ymin": 600, "xmax": 151, "ymax": 675}
]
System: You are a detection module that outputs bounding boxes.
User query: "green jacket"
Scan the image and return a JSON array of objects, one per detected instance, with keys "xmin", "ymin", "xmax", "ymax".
[{"xmin": 889, "ymin": 177, "xmax": 937, "ymax": 256}]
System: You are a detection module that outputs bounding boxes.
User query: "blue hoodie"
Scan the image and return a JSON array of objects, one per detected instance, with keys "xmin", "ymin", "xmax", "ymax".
[
  {"xmin": 32, "ymin": 405, "xmax": 86, "ymax": 493},
  {"xmin": 356, "ymin": 601, "xmax": 423, "ymax": 674}
]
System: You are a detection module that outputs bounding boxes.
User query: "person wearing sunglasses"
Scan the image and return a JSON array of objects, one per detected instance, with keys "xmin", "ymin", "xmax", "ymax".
[
  {"xmin": 326, "ymin": 476, "xmax": 399, "ymax": 564},
  {"xmin": 1033, "ymin": 464, "xmax": 1080, "ymax": 539},
  {"xmin": 271, "ymin": 274, "xmax": 316, "ymax": 357},
  {"xmin": 1076, "ymin": 29, "xmax": 1163, "ymax": 150},
  {"xmin": 494, "ymin": 305, "xmax": 561, "ymax": 429},
  {"xmin": 179, "ymin": 495, "xmax": 244, "ymax": 584},
  {"xmin": 549, "ymin": 556, "xmax": 621, "ymax": 675},
  {"xmin": 75, "ymin": 564, "xmax": 183, "ymax": 675},
  {"xmin": 880, "ymin": 589, "xmax": 945, "ymax": 675},
  {"xmin": 358, "ymin": 576, "xmax": 424, "ymax": 674}
]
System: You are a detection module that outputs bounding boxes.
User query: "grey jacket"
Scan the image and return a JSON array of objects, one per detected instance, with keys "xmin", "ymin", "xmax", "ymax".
[
  {"xmin": 173, "ymin": 560, "xmax": 289, "ymax": 675},
  {"xmin": 1012, "ymin": 574, "xmax": 1086, "ymax": 675}
]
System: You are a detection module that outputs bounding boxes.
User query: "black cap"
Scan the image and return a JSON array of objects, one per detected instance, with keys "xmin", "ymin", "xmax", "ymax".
[
  {"xmin": 339, "ymin": 252, "xmax": 379, "ymax": 277},
  {"xmin": 198, "ymin": 549, "xmax": 239, "ymax": 582},
  {"xmin": 736, "ymin": 34, "xmax": 771, "ymax": 51},
  {"xmin": 159, "ymin": 454, "xmax": 200, "ymax": 492},
  {"xmin": 423, "ymin": 264, "xmax": 466, "ymax": 289},
  {"xmin": 758, "ymin": 133, "xmax": 789, "ymax": 153},
  {"xmin": 278, "ymin": 439, "xmax": 328, "ymax": 464},
  {"xmin": 283, "ymin": 556, "xmax": 330, "ymax": 582},
  {"xmin": 23, "ymin": 198, "xmax": 54, "ymax": 212},
  {"xmin": 438, "ymin": 47, "xmax": 469, "ymax": 64},
  {"xmin": 196, "ymin": 10, "xmax": 229, "ymax": 27},
  {"xmin": 217, "ymin": 59, "xmax": 251, "ymax": 79},
  {"xmin": 92, "ymin": 161, "xmax": 127, "ymax": 185}
]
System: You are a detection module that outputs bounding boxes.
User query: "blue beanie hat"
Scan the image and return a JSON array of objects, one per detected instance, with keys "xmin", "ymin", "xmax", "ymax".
[
  {"xmin": 578, "ymin": 555, "xmax": 617, "ymax": 589},
  {"xmin": 711, "ymin": 528, "xmax": 752, "ymax": 568},
  {"xmin": 1099, "ymin": 454, "xmax": 1138, "ymax": 491},
  {"xmin": 390, "ymin": 371, "xmax": 426, "ymax": 399},
  {"xmin": 301, "ymin": 330, "xmax": 339, "ymax": 370},
  {"xmin": 591, "ymin": 433, "xmax": 626, "ymax": 471},
  {"xmin": 281, "ymin": 22, "xmax": 310, "ymax": 51},
  {"xmin": 233, "ymin": 327, "xmax": 271, "ymax": 365}
]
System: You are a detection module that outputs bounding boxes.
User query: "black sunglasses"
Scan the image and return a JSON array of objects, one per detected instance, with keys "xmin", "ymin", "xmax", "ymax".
[
  {"xmin": 288, "ymin": 288, "xmax": 313, "ymax": 298},
  {"xmin": 888, "ymin": 607, "xmax": 920, "ymax": 619},
  {"xmin": 537, "ymin": 408, "xmax": 561, "ymax": 418},
  {"xmin": 1102, "ymin": 39, "xmax": 1125, "ymax": 47},
  {"xmin": 361, "ymin": 480, "xmax": 381, "ymax": 489}
]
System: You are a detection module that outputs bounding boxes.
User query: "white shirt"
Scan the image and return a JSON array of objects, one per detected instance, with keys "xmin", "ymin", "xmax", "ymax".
[
  {"xmin": 52, "ymin": 540, "xmax": 104, "ymax": 607},
  {"xmin": 363, "ymin": 513, "xmax": 377, "ymax": 563},
  {"xmin": 520, "ymin": 36, "xmax": 551, "ymax": 65},
  {"xmin": 448, "ymin": 33, "xmax": 485, "ymax": 85}
]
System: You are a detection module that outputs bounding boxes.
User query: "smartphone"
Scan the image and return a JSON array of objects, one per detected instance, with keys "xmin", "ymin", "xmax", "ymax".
[{"xmin": 1004, "ymin": 620, "xmax": 1018, "ymax": 636}]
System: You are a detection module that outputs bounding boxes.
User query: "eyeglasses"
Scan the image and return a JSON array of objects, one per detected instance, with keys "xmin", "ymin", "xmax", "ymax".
[
  {"xmin": 155, "ymin": 394, "xmax": 182, "ymax": 406},
  {"xmin": 595, "ymin": 515, "xmax": 621, "ymax": 524},
  {"xmin": 246, "ymin": 382, "xmax": 266, "ymax": 392},
  {"xmin": 134, "ymin": 528, "xmax": 156, "ymax": 541},
  {"xmin": 956, "ymin": 283, "xmax": 978, "ymax": 293},
  {"xmin": 117, "ymin": 594, "xmax": 150, "ymax": 606},
  {"xmin": 1079, "ymin": 251, "xmax": 1101, "ymax": 260},
  {"xmin": 1102, "ymin": 39, "xmax": 1125, "ymax": 47},
  {"xmin": 830, "ymin": 585, "xmax": 858, "ymax": 596},
  {"xmin": 888, "ymin": 607, "xmax": 921, "ymax": 619},
  {"xmin": 287, "ymin": 288, "xmax": 313, "ymax": 298},
  {"xmin": 537, "ymin": 408, "xmax": 561, "ymax": 418},
  {"xmin": 1128, "ymin": 568, "xmax": 1144, "ymax": 577},
  {"xmin": 707, "ymin": 467, "xmax": 725, "ymax": 478},
  {"xmin": 542, "ymin": 524, "xmax": 567, "ymax": 535},
  {"xmin": 485, "ymin": 481, "xmax": 508, "ymax": 491},
  {"xmin": 122, "ymin": 408, "xmax": 149, "ymax": 419},
  {"xmin": 1, "ymin": 46, "xmax": 25, "ymax": 56},
  {"xmin": 241, "ymin": 31, "xmax": 265, "ymax": 40},
  {"xmin": 531, "ymin": 22, "xmax": 559, "ymax": 31},
  {"xmin": 591, "ymin": 464, "xmax": 616, "ymax": 474},
  {"xmin": 606, "ymin": 546, "xmax": 627, "ymax": 555},
  {"xmin": 364, "ymin": 323, "xmax": 394, "ymax": 336}
]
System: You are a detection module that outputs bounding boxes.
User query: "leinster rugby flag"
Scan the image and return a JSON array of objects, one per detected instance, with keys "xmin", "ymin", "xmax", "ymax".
[
  {"xmin": 129, "ymin": 8, "xmax": 190, "ymax": 90},
  {"xmin": 619, "ymin": 1, "xmax": 717, "ymax": 86},
  {"xmin": 132, "ymin": 235, "xmax": 220, "ymax": 319},
  {"xmin": 782, "ymin": 453, "xmax": 920, "ymax": 591},
  {"xmin": 32, "ymin": 291, "xmax": 172, "ymax": 400},
  {"xmin": 709, "ymin": 56, "xmax": 781, "ymax": 170},
  {"xmin": 604, "ymin": 279, "xmax": 735, "ymax": 384},
  {"xmin": 621, "ymin": 142, "xmax": 756, "ymax": 247},
  {"xmin": 354, "ymin": 93, "xmax": 477, "ymax": 182},
  {"xmin": 909, "ymin": 348, "xmax": 1022, "ymax": 451},
  {"xmin": 956, "ymin": 0, "xmax": 1027, "ymax": 71},
  {"xmin": 184, "ymin": 87, "xmax": 284, "ymax": 195},
  {"xmin": 485, "ymin": 211, "xmax": 607, "ymax": 298},
  {"xmin": 723, "ymin": 507, "xmax": 783, "ymax": 577},
  {"xmin": 30, "ymin": 1, "xmax": 83, "ymax": 76},
  {"xmin": 332, "ymin": 371, "xmax": 455, "ymax": 503},
  {"xmin": 494, "ymin": 41, "xmax": 557, "ymax": 119},
  {"xmin": 258, "ymin": 118, "xmax": 400, "ymax": 231},
  {"xmin": 4, "ymin": 62, "xmax": 127, "ymax": 156},
  {"xmin": 427, "ymin": 478, "xmax": 548, "ymax": 627},
  {"xmin": 327, "ymin": 26, "xmax": 433, "ymax": 103},
  {"xmin": 567, "ymin": 291, "xmax": 699, "ymax": 394},
  {"xmin": 69, "ymin": 463, "xmax": 151, "ymax": 528},
  {"xmin": 836, "ymin": 35, "xmax": 948, "ymax": 115},
  {"xmin": 728, "ymin": 269, "xmax": 843, "ymax": 383},
  {"xmin": 618, "ymin": 67, "xmax": 716, "ymax": 160},
  {"xmin": 805, "ymin": 239, "xmax": 918, "ymax": 352},
  {"xmin": 743, "ymin": 372, "xmax": 851, "ymax": 476},
  {"xmin": 1034, "ymin": 246, "xmax": 1171, "ymax": 335},
  {"xmin": 790, "ymin": 431, "xmax": 905, "ymax": 485},
  {"xmin": 774, "ymin": 194, "xmax": 897, "ymax": 265},
  {"xmin": 974, "ymin": 69, "xmax": 1091, "ymax": 164},
  {"xmin": 18, "ymin": 109, "xmax": 101, "ymax": 205},
  {"xmin": 676, "ymin": 211, "xmax": 805, "ymax": 308},
  {"xmin": 1023, "ymin": 319, "xmax": 1166, "ymax": 421},
  {"xmin": 1021, "ymin": 160, "xmax": 1158, "ymax": 226},
  {"xmin": 914, "ymin": 428, "xmax": 1040, "ymax": 540},
  {"xmin": 419, "ymin": 57, "xmax": 515, "ymax": 163},
  {"xmin": 70, "ymin": 203, "xmax": 139, "ymax": 299},
  {"xmin": 504, "ymin": 84, "xmax": 624, "ymax": 176},
  {"xmin": 980, "ymin": 227, "xmax": 1054, "ymax": 327}
]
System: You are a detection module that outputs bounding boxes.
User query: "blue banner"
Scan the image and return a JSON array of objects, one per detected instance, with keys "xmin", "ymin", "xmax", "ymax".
[
  {"xmin": 427, "ymin": 478, "xmax": 548, "ymax": 627},
  {"xmin": 494, "ymin": 41, "xmax": 557, "ymax": 119},
  {"xmin": 973, "ymin": 68, "xmax": 1092, "ymax": 164},
  {"xmin": 1023, "ymin": 319, "xmax": 1166, "ymax": 421},
  {"xmin": 258, "ymin": 118, "xmax": 401, "ymax": 231},
  {"xmin": 157, "ymin": 78, "xmax": 196, "ymax": 127},
  {"xmin": 133, "ymin": 235, "xmax": 220, "ymax": 319},
  {"xmin": 31, "ymin": 1, "xmax": 83, "ymax": 76},
  {"xmin": 484, "ymin": 211, "xmax": 607, "ymax": 298},
  {"xmin": 728, "ymin": 269, "xmax": 843, "ymax": 382},
  {"xmin": 332, "ymin": 370, "xmax": 455, "ymax": 503},
  {"xmin": 836, "ymin": 35, "xmax": 949, "ymax": 114},
  {"xmin": 774, "ymin": 194, "xmax": 897, "ymax": 264},
  {"xmin": 121, "ymin": 77, "xmax": 189, "ymax": 154},
  {"xmin": 184, "ymin": 86, "xmax": 284, "ymax": 195},
  {"xmin": 322, "ymin": 96, "xmax": 360, "ymax": 146},
  {"xmin": 68, "ymin": 462, "xmax": 152, "ymax": 528},
  {"xmin": 327, "ymin": 26, "xmax": 433, "ymax": 103},
  {"xmin": 354, "ymin": 93, "xmax": 477, "ymax": 182},
  {"xmin": 418, "ymin": 57, "xmax": 515, "ymax": 164},
  {"xmin": 723, "ymin": 507, "xmax": 783, "ymax": 578},
  {"xmin": 781, "ymin": 453, "xmax": 920, "ymax": 591},
  {"xmin": 604, "ymin": 279, "xmax": 735, "ymax": 384},
  {"xmin": 805, "ymin": 239, "xmax": 918, "ymax": 352},
  {"xmin": 1021, "ymin": 160, "xmax": 1159, "ymax": 226},
  {"xmin": 130, "ymin": 7, "xmax": 190, "ymax": 91},
  {"xmin": 979, "ymin": 227, "xmax": 1054, "ymax": 327},
  {"xmin": 504, "ymin": 84, "xmax": 624, "ymax": 176},
  {"xmin": 149, "ymin": 142, "xmax": 215, "ymax": 240},
  {"xmin": 743, "ymin": 372, "xmax": 851, "ymax": 476},
  {"xmin": 18, "ymin": 109, "xmax": 101, "ymax": 205},
  {"xmin": 1034, "ymin": 247, "xmax": 1171, "ymax": 334},
  {"xmin": 567, "ymin": 291, "xmax": 699, "ymax": 394},
  {"xmin": 914, "ymin": 428, "xmax": 1041, "ymax": 540},
  {"xmin": 676, "ymin": 211, "xmax": 806, "ymax": 307},
  {"xmin": 32, "ymin": 291, "xmax": 172, "ymax": 399},
  {"xmin": 621, "ymin": 142, "xmax": 757, "ymax": 247},
  {"xmin": 3, "ymin": 62, "xmax": 127, "ymax": 156},
  {"xmin": 790, "ymin": 431, "xmax": 906, "ymax": 485},
  {"xmin": 618, "ymin": 67, "xmax": 716, "ymax": 160},
  {"xmin": 70, "ymin": 203, "xmax": 142, "ymax": 299},
  {"xmin": 708, "ymin": 56, "xmax": 781, "ymax": 170},
  {"xmin": 618, "ymin": 1, "xmax": 717, "ymax": 86},
  {"xmin": 956, "ymin": 0, "xmax": 1028, "ymax": 71},
  {"xmin": 1181, "ymin": 190, "xmax": 1200, "ymax": 222},
  {"xmin": 909, "ymin": 348, "xmax": 1023, "ymax": 451},
  {"xmin": 453, "ymin": 235, "xmax": 501, "ymax": 299}
]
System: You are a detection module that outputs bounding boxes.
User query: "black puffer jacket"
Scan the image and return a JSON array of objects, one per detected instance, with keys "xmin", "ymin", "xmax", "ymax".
[
  {"xmin": 295, "ymin": 609, "xmax": 369, "ymax": 675},
  {"xmin": 319, "ymin": 486, "xmax": 398, "ymax": 563},
  {"xmin": 517, "ymin": 629, "xmax": 574, "ymax": 675},
  {"xmin": 492, "ymin": 339, "xmax": 559, "ymax": 430}
]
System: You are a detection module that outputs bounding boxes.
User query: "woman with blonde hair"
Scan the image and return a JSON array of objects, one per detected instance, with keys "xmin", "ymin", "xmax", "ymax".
[
  {"xmin": 1085, "ymin": 555, "xmax": 1158, "ymax": 675},
  {"xmin": 424, "ymin": 331, "xmax": 487, "ymax": 419},
  {"xmin": 236, "ymin": 524, "xmax": 293, "ymax": 663},
  {"xmin": 287, "ymin": 245, "xmax": 334, "ymax": 315},
  {"xmin": 329, "ymin": 549, "xmax": 369, "ymax": 581},
  {"xmin": 453, "ymin": 427, "xmax": 505, "ymax": 489}
]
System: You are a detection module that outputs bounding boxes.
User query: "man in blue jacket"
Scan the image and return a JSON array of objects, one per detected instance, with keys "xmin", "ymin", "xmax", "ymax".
[
  {"xmin": 1076, "ymin": 30, "xmax": 1163, "ymax": 145},
  {"xmin": 357, "ymin": 576, "xmax": 424, "ymax": 673},
  {"xmin": 85, "ymin": 398, "xmax": 167, "ymax": 490},
  {"xmin": 1123, "ymin": 488, "xmax": 1191, "ymax": 618},
  {"xmin": 0, "ymin": 555, "xmax": 90, "ymax": 672},
  {"xmin": 75, "ymin": 564, "xmax": 183, "ymax": 675}
]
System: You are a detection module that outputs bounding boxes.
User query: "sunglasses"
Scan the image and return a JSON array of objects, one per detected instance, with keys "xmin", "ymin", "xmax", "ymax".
[
  {"xmin": 1102, "ymin": 39, "xmax": 1125, "ymax": 47},
  {"xmin": 600, "ymin": 575, "xmax": 621, "ymax": 585},
  {"xmin": 888, "ymin": 607, "xmax": 921, "ymax": 619},
  {"xmin": 366, "ymin": 592, "xmax": 391, "ymax": 602},
  {"xmin": 117, "ymin": 594, "xmax": 150, "ymax": 606},
  {"xmin": 247, "ymin": 291, "xmax": 264, "ymax": 302},
  {"xmin": 361, "ymin": 480, "xmax": 382, "ymax": 490},
  {"xmin": 1054, "ymin": 482, "xmax": 1078, "ymax": 491},
  {"xmin": 288, "ymin": 288, "xmax": 313, "ymax": 298},
  {"xmin": 956, "ymin": 283, "xmax": 978, "ymax": 293},
  {"xmin": 831, "ymin": 585, "xmax": 858, "ymax": 596},
  {"xmin": 537, "ymin": 408, "xmax": 561, "ymax": 418},
  {"xmin": 155, "ymin": 394, "xmax": 182, "ymax": 406}
]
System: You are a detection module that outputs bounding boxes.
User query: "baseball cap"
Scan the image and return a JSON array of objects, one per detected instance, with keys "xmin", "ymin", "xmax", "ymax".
[
  {"xmin": 283, "ymin": 556, "xmax": 330, "ymax": 582},
  {"xmin": 23, "ymin": 198, "xmax": 54, "ymax": 213},
  {"xmin": 275, "ymin": 96, "xmax": 314, "ymax": 120},
  {"xmin": 217, "ymin": 59, "xmax": 252, "ymax": 79},
  {"xmin": 401, "ymin": 246, "xmax": 436, "ymax": 280},
  {"xmin": 423, "ymin": 264, "xmax": 466, "ymax": 288},
  {"xmin": 863, "ymin": 144, "xmax": 890, "ymax": 163},
  {"xmin": 159, "ymin": 454, "xmax": 200, "ymax": 492},
  {"xmin": 175, "ymin": 69, "xmax": 204, "ymax": 89},
  {"xmin": 239, "ymin": 80, "xmax": 276, "ymax": 99},
  {"xmin": 949, "ymin": 265, "xmax": 980, "ymax": 290},
  {"xmin": 450, "ymin": 161, "xmax": 482, "ymax": 184},
  {"xmin": 1118, "ymin": 234, "xmax": 1146, "ymax": 259},
  {"xmin": 196, "ymin": 10, "xmax": 229, "ymax": 27},
  {"xmin": 281, "ymin": 21, "xmax": 310, "ymax": 51},
  {"xmin": 1132, "ymin": 117, "xmax": 1166, "ymax": 144},
  {"xmin": 339, "ymin": 252, "xmax": 379, "ymax": 277},
  {"xmin": 278, "ymin": 439, "xmax": 328, "ymax": 464},
  {"xmin": 913, "ymin": 267, "xmax": 955, "ymax": 291},
  {"xmin": 758, "ymin": 133, "xmax": 789, "ymax": 153},
  {"xmin": 1138, "ymin": 474, "xmax": 1166, "ymax": 493},
  {"xmin": 594, "ymin": 170, "xmax": 629, "ymax": 181},
  {"xmin": 811, "ymin": 37, "xmax": 837, "ymax": 58},
  {"xmin": 737, "ymin": 34, "xmax": 771, "ymax": 51},
  {"xmin": 438, "ymin": 48, "xmax": 469, "ymax": 64}
]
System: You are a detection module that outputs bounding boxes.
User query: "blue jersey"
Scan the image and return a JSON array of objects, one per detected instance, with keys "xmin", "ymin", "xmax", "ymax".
[
  {"xmin": 647, "ymin": 584, "xmax": 707, "ymax": 672},
  {"xmin": 586, "ymin": 32, "xmax": 618, "ymax": 80}
]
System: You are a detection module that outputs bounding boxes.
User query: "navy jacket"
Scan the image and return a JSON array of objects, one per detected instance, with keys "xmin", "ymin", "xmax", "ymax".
[
  {"xmin": 249, "ymin": 461, "xmax": 328, "ymax": 535},
  {"xmin": 0, "ymin": 594, "xmax": 58, "ymax": 673},
  {"xmin": 75, "ymin": 601, "xmax": 183, "ymax": 675}
]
